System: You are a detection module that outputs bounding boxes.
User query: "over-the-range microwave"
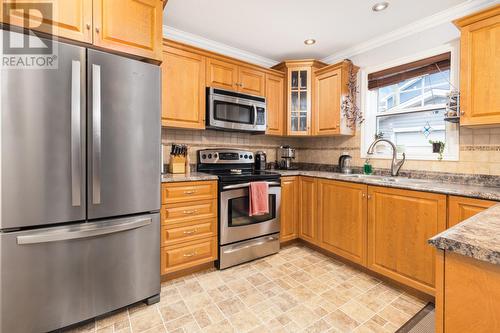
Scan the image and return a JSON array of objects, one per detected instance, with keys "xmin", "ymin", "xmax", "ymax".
[{"xmin": 206, "ymin": 87, "xmax": 267, "ymax": 133}]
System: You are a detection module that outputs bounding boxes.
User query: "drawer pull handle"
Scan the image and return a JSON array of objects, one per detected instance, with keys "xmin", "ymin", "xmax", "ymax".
[
  {"xmin": 183, "ymin": 210, "xmax": 198, "ymax": 215},
  {"xmin": 183, "ymin": 229, "xmax": 198, "ymax": 235},
  {"xmin": 184, "ymin": 190, "xmax": 196, "ymax": 195},
  {"xmin": 183, "ymin": 252, "xmax": 197, "ymax": 257}
]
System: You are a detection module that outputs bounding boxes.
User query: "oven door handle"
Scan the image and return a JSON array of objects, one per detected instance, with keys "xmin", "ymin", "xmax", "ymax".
[{"xmin": 222, "ymin": 181, "xmax": 280, "ymax": 191}]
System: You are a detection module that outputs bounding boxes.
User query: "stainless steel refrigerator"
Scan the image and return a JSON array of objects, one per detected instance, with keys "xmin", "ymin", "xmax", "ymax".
[{"xmin": 0, "ymin": 31, "xmax": 161, "ymax": 333}]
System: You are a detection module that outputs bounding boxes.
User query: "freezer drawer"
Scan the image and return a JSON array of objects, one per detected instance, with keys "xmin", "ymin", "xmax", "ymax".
[{"xmin": 0, "ymin": 214, "xmax": 160, "ymax": 333}]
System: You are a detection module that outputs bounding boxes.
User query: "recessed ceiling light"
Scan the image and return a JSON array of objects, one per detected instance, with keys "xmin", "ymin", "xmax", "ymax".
[
  {"xmin": 304, "ymin": 39, "xmax": 316, "ymax": 45},
  {"xmin": 372, "ymin": 1, "xmax": 389, "ymax": 12}
]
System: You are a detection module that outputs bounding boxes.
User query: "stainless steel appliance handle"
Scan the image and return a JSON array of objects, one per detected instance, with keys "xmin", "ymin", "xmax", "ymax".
[
  {"xmin": 253, "ymin": 105, "xmax": 257, "ymax": 126},
  {"xmin": 92, "ymin": 64, "xmax": 102, "ymax": 204},
  {"xmin": 16, "ymin": 217, "xmax": 151, "ymax": 245},
  {"xmin": 71, "ymin": 60, "xmax": 82, "ymax": 207},
  {"xmin": 222, "ymin": 181, "xmax": 280, "ymax": 190},
  {"xmin": 223, "ymin": 235, "xmax": 279, "ymax": 254}
]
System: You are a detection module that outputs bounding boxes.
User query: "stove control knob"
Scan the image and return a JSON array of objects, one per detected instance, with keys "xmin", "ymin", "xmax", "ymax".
[
  {"xmin": 202, "ymin": 154, "xmax": 207, "ymax": 159},
  {"xmin": 249, "ymin": 155, "xmax": 253, "ymax": 159},
  {"xmin": 240, "ymin": 154, "xmax": 243, "ymax": 158},
  {"xmin": 244, "ymin": 154, "xmax": 248, "ymax": 159},
  {"xmin": 214, "ymin": 153, "xmax": 218, "ymax": 158},
  {"xmin": 208, "ymin": 154, "xmax": 212, "ymax": 159}
]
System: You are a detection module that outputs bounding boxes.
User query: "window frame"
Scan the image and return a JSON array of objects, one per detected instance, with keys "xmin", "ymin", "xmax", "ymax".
[{"xmin": 360, "ymin": 43, "xmax": 460, "ymax": 161}]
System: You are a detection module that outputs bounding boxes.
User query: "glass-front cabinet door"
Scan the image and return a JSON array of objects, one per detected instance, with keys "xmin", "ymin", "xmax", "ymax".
[{"xmin": 288, "ymin": 67, "xmax": 311, "ymax": 135}]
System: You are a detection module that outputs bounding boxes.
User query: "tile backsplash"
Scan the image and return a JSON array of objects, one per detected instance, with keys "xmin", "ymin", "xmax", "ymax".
[{"xmin": 162, "ymin": 127, "xmax": 500, "ymax": 176}]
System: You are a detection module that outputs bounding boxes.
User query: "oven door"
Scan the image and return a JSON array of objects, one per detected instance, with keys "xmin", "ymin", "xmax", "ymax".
[
  {"xmin": 208, "ymin": 93, "xmax": 266, "ymax": 132},
  {"xmin": 220, "ymin": 182, "xmax": 281, "ymax": 245}
]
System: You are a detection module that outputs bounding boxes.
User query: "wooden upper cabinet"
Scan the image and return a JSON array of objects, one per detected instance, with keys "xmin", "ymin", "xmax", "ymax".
[
  {"xmin": 454, "ymin": 5, "xmax": 500, "ymax": 126},
  {"xmin": 93, "ymin": 0, "xmax": 163, "ymax": 61},
  {"xmin": 318, "ymin": 180, "xmax": 368, "ymax": 266},
  {"xmin": 448, "ymin": 195, "xmax": 496, "ymax": 228},
  {"xmin": 313, "ymin": 61, "xmax": 356, "ymax": 136},
  {"xmin": 238, "ymin": 67, "xmax": 265, "ymax": 96},
  {"xmin": 162, "ymin": 46, "xmax": 206, "ymax": 129},
  {"xmin": 280, "ymin": 177, "xmax": 299, "ymax": 243},
  {"xmin": 367, "ymin": 186, "xmax": 446, "ymax": 295},
  {"xmin": 206, "ymin": 58, "xmax": 239, "ymax": 91},
  {"xmin": 299, "ymin": 177, "xmax": 318, "ymax": 244},
  {"xmin": 1, "ymin": 0, "xmax": 93, "ymax": 43},
  {"xmin": 265, "ymin": 73, "xmax": 285, "ymax": 135}
]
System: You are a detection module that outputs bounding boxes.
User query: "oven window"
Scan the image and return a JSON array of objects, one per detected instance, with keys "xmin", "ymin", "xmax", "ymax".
[
  {"xmin": 214, "ymin": 101, "xmax": 253, "ymax": 125},
  {"xmin": 228, "ymin": 194, "xmax": 276, "ymax": 227}
]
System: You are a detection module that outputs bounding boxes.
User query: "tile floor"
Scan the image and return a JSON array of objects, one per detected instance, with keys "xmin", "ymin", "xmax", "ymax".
[{"xmin": 63, "ymin": 244, "xmax": 427, "ymax": 333}]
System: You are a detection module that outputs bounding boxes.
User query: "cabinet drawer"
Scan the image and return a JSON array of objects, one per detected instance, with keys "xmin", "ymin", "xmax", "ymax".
[
  {"xmin": 162, "ymin": 199, "xmax": 217, "ymax": 225},
  {"xmin": 162, "ymin": 181, "xmax": 217, "ymax": 204},
  {"xmin": 161, "ymin": 237, "xmax": 217, "ymax": 274},
  {"xmin": 161, "ymin": 219, "xmax": 216, "ymax": 246}
]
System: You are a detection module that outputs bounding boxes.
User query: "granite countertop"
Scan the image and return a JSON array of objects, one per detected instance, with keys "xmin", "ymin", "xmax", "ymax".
[
  {"xmin": 429, "ymin": 204, "xmax": 500, "ymax": 265},
  {"xmin": 274, "ymin": 170, "xmax": 500, "ymax": 201},
  {"xmin": 161, "ymin": 172, "xmax": 218, "ymax": 183}
]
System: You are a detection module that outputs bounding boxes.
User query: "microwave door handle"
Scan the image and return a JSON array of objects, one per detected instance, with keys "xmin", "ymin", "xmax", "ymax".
[{"xmin": 253, "ymin": 105, "xmax": 257, "ymax": 126}]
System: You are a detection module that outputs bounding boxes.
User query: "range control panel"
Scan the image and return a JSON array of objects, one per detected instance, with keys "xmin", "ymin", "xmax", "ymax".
[{"xmin": 198, "ymin": 149, "xmax": 254, "ymax": 164}]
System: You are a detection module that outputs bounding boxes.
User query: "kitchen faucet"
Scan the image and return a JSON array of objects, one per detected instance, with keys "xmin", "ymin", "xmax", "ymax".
[{"xmin": 367, "ymin": 139, "xmax": 406, "ymax": 176}]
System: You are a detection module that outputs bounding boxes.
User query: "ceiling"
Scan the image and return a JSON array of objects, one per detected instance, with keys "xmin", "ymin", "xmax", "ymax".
[{"xmin": 163, "ymin": 0, "xmax": 469, "ymax": 62}]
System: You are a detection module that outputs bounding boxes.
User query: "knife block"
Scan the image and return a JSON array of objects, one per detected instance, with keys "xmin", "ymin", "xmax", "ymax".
[{"xmin": 169, "ymin": 155, "xmax": 186, "ymax": 174}]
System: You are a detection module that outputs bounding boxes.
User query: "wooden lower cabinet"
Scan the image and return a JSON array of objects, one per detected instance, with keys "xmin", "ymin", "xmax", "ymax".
[
  {"xmin": 161, "ymin": 237, "xmax": 217, "ymax": 275},
  {"xmin": 299, "ymin": 177, "xmax": 318, "ymax": 244},
  {"xmin": 318, "ymin": 179, "xmax": 367, "ymax": 265},
  {"xmin": 440, "ymin": 252, "xmax": 500, "ymax": 333},
  {"xmin": 161, "ymin": 181, "xmax": 218, "ymax": 276},
  {"xmin": 448, "ymin": 195, "xmax": 496, "ymax": 227},
  {"xmin": 280, "ymin": 176, "xmax": 299, "ymax": 242},
  {"xmin": 367, "ymin": 186, "xmax": 446, "ymax": 295}
]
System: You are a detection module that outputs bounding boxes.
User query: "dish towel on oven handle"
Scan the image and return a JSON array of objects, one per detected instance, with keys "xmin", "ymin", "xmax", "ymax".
[{"xmin": 249, "ymin": 181, "xmax": 269, "ymax": 216}]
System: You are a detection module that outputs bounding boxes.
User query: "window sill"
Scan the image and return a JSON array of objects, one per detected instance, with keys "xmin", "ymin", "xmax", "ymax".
[{"xmin": 360, "ymin": 152, "xmax": 459, "ymax": 162}]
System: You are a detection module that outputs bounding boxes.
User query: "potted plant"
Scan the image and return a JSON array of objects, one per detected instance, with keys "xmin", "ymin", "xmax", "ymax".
[{"xmin": 429, "ymin": 140, "xmax": 445, "ymax": 160}]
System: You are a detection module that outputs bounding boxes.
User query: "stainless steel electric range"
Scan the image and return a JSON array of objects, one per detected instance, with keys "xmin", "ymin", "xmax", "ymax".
[{"xmin": 197, "ymin": 149, "xmax": 281, "ymax": 269}]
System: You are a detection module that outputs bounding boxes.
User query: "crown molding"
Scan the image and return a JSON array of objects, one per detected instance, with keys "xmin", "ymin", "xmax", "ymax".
[
  {"xmin": 321, "ymin": 0, "xmax": 497, "ymax": 64},
  {"xmin": 162, "ymin": 25, "xmax": 279, "ymax": 68}
]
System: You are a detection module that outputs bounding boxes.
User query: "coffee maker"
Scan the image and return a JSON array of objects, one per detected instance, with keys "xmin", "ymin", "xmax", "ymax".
[
  {"xmin": 255, "ymin": 151, "xmax": 267, "ymax": 170},
  {"xmin": 277, "ymin": 145, "xmax": 297, "ymax": 170}
]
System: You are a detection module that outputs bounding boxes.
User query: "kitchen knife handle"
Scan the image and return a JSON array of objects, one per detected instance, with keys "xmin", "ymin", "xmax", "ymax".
[{"xmin": 92, "ymin": 64, "xmax": 102, "ymax": 205}]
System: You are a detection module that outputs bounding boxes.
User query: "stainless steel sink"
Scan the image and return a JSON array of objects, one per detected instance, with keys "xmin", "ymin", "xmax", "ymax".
[{"xmin": 336, "ymin": 173, "xmax": 429, "ymax": 184}]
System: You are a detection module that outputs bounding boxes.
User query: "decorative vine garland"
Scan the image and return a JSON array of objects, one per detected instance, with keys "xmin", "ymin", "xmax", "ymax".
[{"xmin": 341, "ymin": 60, "xmax": 364, "ymax": 129}]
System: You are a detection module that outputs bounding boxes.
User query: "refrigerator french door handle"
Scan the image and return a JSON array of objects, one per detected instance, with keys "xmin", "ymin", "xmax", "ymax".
[
  {"xmin": 16, "ymin": 217, "xmax": 152, "ymax": 245},
  {"xmin": 92, "ymin": 64, "xmax": 102, "ymax": 205},
  {"xmin": 71, "ymin": 60, "xmax": 82, "ymax": 207}
]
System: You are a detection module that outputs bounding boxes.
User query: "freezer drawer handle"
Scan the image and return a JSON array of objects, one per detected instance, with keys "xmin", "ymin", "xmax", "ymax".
[
  {"xmin": 16, "ymin": 217, "xmax": 151, "ymax": 245},
  {"xmin": 71, "ymin": 60, "xmax": 82, "ymax": 207},
  {"xmin": 92, "ymin": 64, "xmax": 102, "ymax": 205}
]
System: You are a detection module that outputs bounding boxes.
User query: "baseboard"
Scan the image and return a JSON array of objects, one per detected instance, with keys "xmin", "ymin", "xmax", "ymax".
[{"xmin": 161, "ymin": 262, "xmax": 215, "ymax": 282}]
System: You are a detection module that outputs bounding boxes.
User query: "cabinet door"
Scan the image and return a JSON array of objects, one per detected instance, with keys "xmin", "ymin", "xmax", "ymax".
[
  {"xmin": 1, "ymin": 0, "xmax": 92, "ymax": 43},
  {"xmin": 367, "ymin": 186, "xmax": 446, "ymax": 295},
  {"xmin": 238, "ymin": 67, "xmax": 265, "ymax": 96},
  {"xmin": 93, "ymin": 0, "xmax": 163, "ymax": 61},
  {"xmin": 459, "ymin": 14, "xmax": 500, "ymax": 126},
  {"xmin": 318, "ymin": 180, "xmax": 367, "ymax": 265},
  {"xmin": 448, "ymin": 196, "xmax": 496, "ymax": 228},
  {"xmin": 314, "ymin": 68, "xmax": 341, "ymax": 135},
  {"xmin": 299, "ymin": 177, "xmax": 318, "ymax": 243},
  {"xmin": 280, "ymin": 177, "xmax": 299, "ymax": 242},
  {"xmin": 288, "ymin": 68, "xmax": 311, "ymax": 135},
  {"xmin": 162, "ymin": 46, "xmax": 206, "ymax": 129},
  {"xmin": 206, "ymin": 58, "xmax": 239, "ymax": 90},
  {"xmin": 266, "ymin": 73, "xmax": 285, "ymax": 135}
]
